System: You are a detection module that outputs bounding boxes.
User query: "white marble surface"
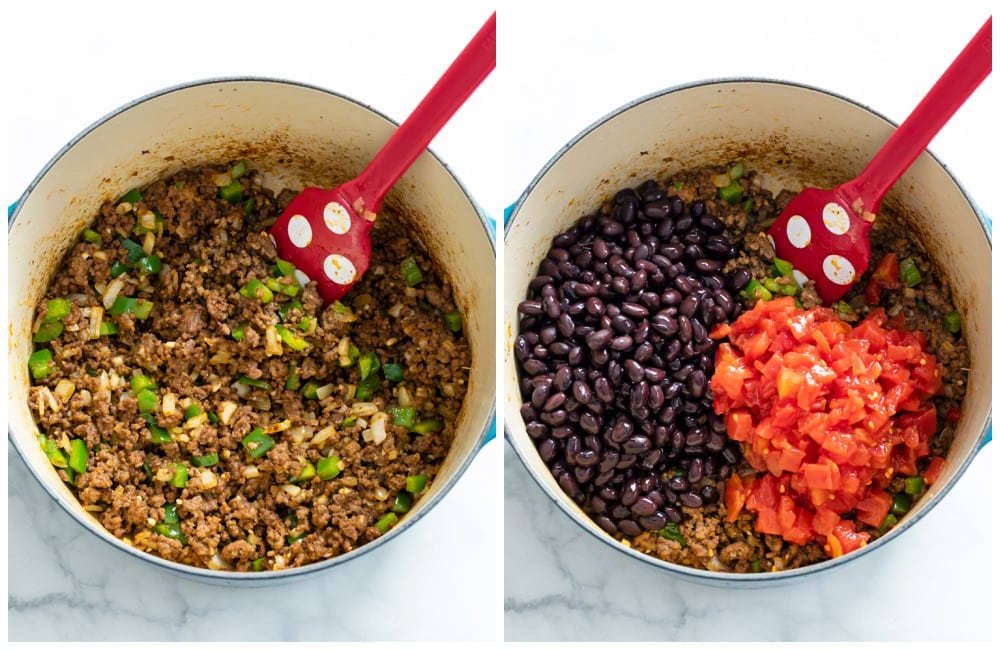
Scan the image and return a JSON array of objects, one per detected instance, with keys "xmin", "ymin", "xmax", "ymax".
[
  {"xmin": 6, "ymin": 0, "xmax": 499, "ymax": 643},
  {"xmin": 502, "ymin": 1, "xmax": 995, "ymax": 642}
]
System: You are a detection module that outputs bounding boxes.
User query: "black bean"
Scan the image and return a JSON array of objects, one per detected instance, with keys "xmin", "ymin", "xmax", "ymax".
[
  {"xmin": 611, "ymin": 418, "xmax": 633, "ymax": 442},
  {"xmin": 679, "ymin": 491, "xmax": 703, "ymax": 508},
  {"xmin": 599, "ymin": 451, "xmax": 620, "ymax": 473},
  {"xmin": 551, "ymin": 426, "xmax": 572, "ymax": 440},
  {"xmin": 558, "ymin": 472, "xmax": 581, "ymax": 498},
  {"xmin": 674, "ymin": 214, "xmax": 693, "ymax": 233},
  {"xmin": 572, "ymin": 380, "xmax": 593, "ymax": 405},
  {"xmin": 701, "ymin": 485, "xmax": 720, "ymax": 505},
  {"xmin": 639, "ymin": 512, "xmax": 668, "ymax": 531},
  {"xmin": 699, "ymin": 214, "xmax": 725, "ymax": 233},
  {"xmin": 621, "ymin": 479, "xmax": 640, "ymax": 506},
  {"xmin": 689, "ymin": 369, "xmax": 706, "ymax": 399},
  {"xmin": 677, "ymin": 314, "xmax": 692, "ymax": 342},
  {"xmin": 543, "ymin": 392, "xmax": 567, "ymax": 412},
  {"xmin": 594, "ymin": 516, "xmax": 618, "ymax": 534},
  {"xmin": 586, "ymin": 329, "xmax": 612, "ymax": 350},
  {"xmin": 694, "ymin": 258, "xmax": 722, "ymax": 274},
  {"xmin": 664, "ymin": 505, "xmax": 683, "ymax": 523},
  {"xmin": 517, "ymin": 300, "xmax": 543, "ymax": 315},
  {"xmin": 624, "ymin": 359, "xmax": 645, "ymax": 383},
  {"xmin": 594, "ymin": 377, "xmax": 614, "ymax": 402},
  {"xmin": 579, "ymin": 411, "xmax": 601, "ymax": 435},
  {"xmin": 611, "ymin": 335, "xmax": 633, "ymax": 351},
  {"xmin": 730, "ymin": 267, "xmax": 752, "ymax": 292},
  {"xmin": 679, "ymin": 294, "xmax": 699, "ymax": 317},
  {"xmin": 650, "ymin": 313, "xmax": 678, "ymax": 337},
  {"xmin": 576, "ymin": 449, "xmax": 600, "ymax": 468},
  {"xmin": 630, "ymin": 381, "xmax": 649, "ymax": 411},
  {"xmin": 687, "ymin": 458, "xmax": 704, "ymax": 483},
  {"xmin": 538, "ymin": 438, "xmax": 558, "ymax": 462},
  {"xmin": 633, "ymin": 342, "xmax": 654, "ymax": 363},
  {"xmin": 540, "ymin": 408, "xmax": 568, "ymax": 426},
  {"xmin": 631, "ymin": 496, "xmax": 658, "ymax": 517},
  {"xmin": 526, "ymin": 421, "xmax": 548, "ymax": 440},
  {"xmin": 618, "ymin": 519, "xmax": 642, "ymax": 536},
  {"xmin": 556, "ymin": 313, "xmax": 575, "ymax": 338},
  {"xmin": 622, "ymin": 434, "xmax": 652, "ymax": 455},
  {"xmin": 689, "ymin": 200, "xmax": 705, "ymax": 217},
  {"xmin": 567, "ymin": 346, "xmax": 585, "ymax": 366},
  {"xmin": 722, "ymin": 445, "xmax": 741, "ymax": 466}
]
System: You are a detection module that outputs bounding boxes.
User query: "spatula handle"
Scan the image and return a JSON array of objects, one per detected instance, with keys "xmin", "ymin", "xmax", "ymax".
[
  {"xmin": 842, "ymin": 16, "xmax": 991, "ymax": 213},
  {"xmin": 342, "ymin": 12, "xmax": 496, "ymax": 213}
]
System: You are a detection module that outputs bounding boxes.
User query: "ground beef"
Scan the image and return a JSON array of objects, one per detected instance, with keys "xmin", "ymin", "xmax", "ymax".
[
  {"xmin": 595, "ymin": 164, "xmax": 969, "ymax": 572},
  {"xmin": 27, "ymin": 165, "xmax": 471, "ymax": 571}
]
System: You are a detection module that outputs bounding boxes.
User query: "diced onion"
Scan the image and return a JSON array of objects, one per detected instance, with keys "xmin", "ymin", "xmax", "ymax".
[
  {"xmin": 388, "ymin": 302, "xmax": 405, "ymax": 318},
  {"xmin": 262, "ymin": 419, "xmax": 292, "ymax": 434},
  {"xmin": 208, "ymin": 553, "xmax": 231, "ymax": 570},
  {"xmin": 397, "ymin": 385, "xmax": 413, "ymax": 408},
  {"xmin": 137, "ymin": 209, "xmax": 157, "ymax": 230},
  {"xmin": 711, "ymin": 173, "xmax": 732, "ymax": 187},
  {"xmin": 185, "ymin": 412, "xmax": 208, "ymax": 429},
  {"xmin": 213, "ymin": 172, "xmax": 232, "ymax": 187},
  {"xmin": 142, "ymin": 231, "xmax": 155, "ymax": 255},
  {"xmin": 311, "ymin": 425, "xmax": 336, "ymax": 448},
  {"xmin": 369, "ymin": 412, "xmax": 389, "ymax": 445},
  {"xmin": 219, "ymin": 401, "xmax": 238, "ymax": 425},
  {"xmin": 243, "ymin": 465, "xmax": 260, "ymax": 479},
  {"xmin": 249, "ymin": 396, "xmax": 271, "ymax": 411},
  {"xmin": 200, "ymin": 469, "xmax": 218, "ymax": 489},
  {"xmin": 315, "ymin": 383, "xmax": 336, "ymax": 401},
  {"xmin": 162, "ymin": 392, "xmax": 177, "ymax": 416},
  {"xmin": 54, "ymin": 380, "xmax": 76, "ymax": 403},
  {"xmin": 288, "ymin": 425, "xmax": 315, "ymax": 445},
  {"xmin": 281, "ymin": 484, "xmax": 302, "ymax": 497},
  {"xmin": 350, "ymin": 402, "xmax": 379, "ymax": 417},
  {"xmin": 233, "ymin": 381, "xmax": 251, "ymax": 399},
  {"xmin": 89, "ymin": 306, "xmax": 105, "ymax": 340},
  {"xmin": 265, "ymin": 325, "xmax": 282, "ymax": 356},
  {"xmin": 374, "ymin": 486, "xmax": 389, "ymax": 501}
]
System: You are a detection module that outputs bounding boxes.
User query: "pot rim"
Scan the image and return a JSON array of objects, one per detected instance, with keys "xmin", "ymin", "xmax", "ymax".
[
  {"xmin": 8, "ymin": 75, "xmax": 496, "ymax": 584},
  {"xmin": 503, "ymin": 76, "xmax": 991, "ymax": 585}
]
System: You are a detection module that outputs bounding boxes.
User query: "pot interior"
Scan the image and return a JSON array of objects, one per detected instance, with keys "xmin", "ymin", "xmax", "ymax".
[
  {"xmin": 8, "ymin": 79, "xmax": 495, "ymax": 576},
  {"xmin": 504, "ymin": 80, "xmax": 991, "ymax": 580}
]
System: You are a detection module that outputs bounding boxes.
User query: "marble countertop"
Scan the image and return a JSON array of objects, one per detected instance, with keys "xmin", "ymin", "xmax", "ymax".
[
  {"xmin": 504, "ymin": 442, "xmax": 992, "ymax": 641},
  {"xmin": 501, "ymin": 1, "xmax": 994, "ymax": 642},
  {"xmin": 6, "ymin": 2, "xmax": 498, "ymax": 643}
]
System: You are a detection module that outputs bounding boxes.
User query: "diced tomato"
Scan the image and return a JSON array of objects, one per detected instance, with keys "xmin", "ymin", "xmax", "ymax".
[
  {"xmin": 812, "ymin": 507, "xmax": 841, "ymax": 536},
  {"xmin": 828, "ymin": 521, "xmax": 869, "ymax": 557},
  {"xmin": 923, "ymin": 456, "xmax": 945, "ymax": 485},
  {"xmin": 864, "ymin": 253, "xmax": 901, "ymax": 305},
  {"xmin": 723, "ymin": 474, "xmax": 752, "ymax": 522},
  {"xmin": 712, "ymin": 296, "xmax": 940, "ymax": 560},
  {"xmin": 855, "ymin": 489, "xmax": 891, "ymax": 528},
  {"xmin": 726, "ymin": 410, "xmax": 754, "ymax": 442}
]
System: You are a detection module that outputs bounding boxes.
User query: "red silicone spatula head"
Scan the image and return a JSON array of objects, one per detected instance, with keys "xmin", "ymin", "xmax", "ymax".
[
  {"xmin": 769, "ymin": 16, "xmax": 991, "ymax": 304},
  {"xmin": 270, "ymin": 12, "xmax": 496, "ymax": 304}
]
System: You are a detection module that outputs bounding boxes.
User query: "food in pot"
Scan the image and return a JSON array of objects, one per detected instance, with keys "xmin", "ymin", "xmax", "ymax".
[
  {"xmin": 514, "ymin": 163, "xmax": 968, "ymax": 572},
  {"xmin": 27, "ymin": 163, "xmax": 470, "ymax": 571}
]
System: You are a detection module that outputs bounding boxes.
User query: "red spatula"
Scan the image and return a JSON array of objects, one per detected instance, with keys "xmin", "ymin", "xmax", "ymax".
[
  {"xmin": 270, "ymin": 12, "xmax": 496, "ymax": 304},
  {"xmin": 769, "ymin": 16, "xmax": 991, "ymax": 304}
]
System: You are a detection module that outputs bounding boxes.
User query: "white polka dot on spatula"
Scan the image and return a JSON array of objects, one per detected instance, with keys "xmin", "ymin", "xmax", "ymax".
[
  {"xmin": 323, "ymin": 254, "xmax": 357, "ymax": 285},
  {"xmin": 786, "ymin": 215, "xmax": 811, "ymax": 248},
  {"xmin": 323, "ymin": 202, "xmax": 352, "ymax": 235},
  {"xmin": 822, "ymin": 202, "xmax": 851, "ymax": 235},
  {"xmin": 287, "ymin": 215, "xmax": 313, "ymax": 248},
  {"xmin": 822, "ymin": 254, "xmax": 856, "ymax": 285}
]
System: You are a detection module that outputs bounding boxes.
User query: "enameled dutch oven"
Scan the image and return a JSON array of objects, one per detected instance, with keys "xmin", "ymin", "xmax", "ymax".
[
  {"xmin": 503, "ymin": 79, "xmax": 991, "ymax": 585},
  {"xmin": 8, "ymin": 77, "xmax": 496, "ymax": 584}
]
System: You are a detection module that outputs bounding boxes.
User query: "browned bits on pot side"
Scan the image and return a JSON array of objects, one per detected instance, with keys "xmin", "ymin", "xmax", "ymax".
[
  {"xmin": 515, "ymin": 178, "xmax": 748, "ymax": 542},
  {"xmin": 26, "ymin": 165, "xmax": 470, "ymax": 571}
]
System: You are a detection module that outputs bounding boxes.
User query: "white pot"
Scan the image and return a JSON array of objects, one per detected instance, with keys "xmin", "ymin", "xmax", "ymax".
[
  {"xmin": 503, "ymin": 79, "xmax": 991, "ymax": 584},
  {"xmin": 8, "ymin": 78, "xmax": 496, "ymax": 583}
]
